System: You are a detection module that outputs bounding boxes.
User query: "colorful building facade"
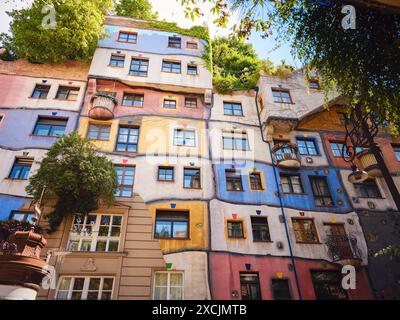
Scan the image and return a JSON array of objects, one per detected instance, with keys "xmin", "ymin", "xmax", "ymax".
[{"xmin": 1, "ymin": 16, "xmax": 399, "ymax": 300}]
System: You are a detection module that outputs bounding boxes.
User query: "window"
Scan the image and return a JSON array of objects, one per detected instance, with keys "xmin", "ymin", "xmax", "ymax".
[
  {"xmin": 158, "ymin": 166, "xmax": 174, "ymax": 181},
  {"xmin": 168, "ymin": 36, "xmax": 181, "ymax": 48},
  {"xmin": 186, "ymin": 41, "xmax": 198, "ymax": 49},
  {"xmin": 122, "ymin": 93, "xmax": 144, "ymax": 107},
  {"xmin": 163, "ymin": 99, "xmax": 177, "ymax": 109},
  {"xmin": 392, "ymin": 145, "xmax": 400, "ymax": 161},
  {"xmin": 292, "ymin": 218, "xmax": 319, "ymax": 243},
  {"xmin": 109, "ymin": 54, "xmax": 125, "ymax": 67},
  {"xmin": 162, "ymin": 60, "xmax": 181, "ymax": 73},
  {"xmin": 187, "ymin": 65, "xmax": 198, "ymax": 75},
  {"xmin": 155, "ymin": 210, "xmax": 189, "ymax": 239},
  {"xmin": 129, "ymin": 58, "xmax": 149, "ymax": 76},
  {"xmin": 330, "ymin": 142, "xmax": 349, "ymax": 158},
  {"xmin": 225, "ymin": 170, "xmax": 243, "ymax": 191},
  {"xmin": 311, "ymin": 271, "xmax": 348, "ymax": 300},
  {"xmin": 308, "ymin": 79, "xmax": 320, "ymax": 89},
  {"xmin": 272, "ymin": 89, "xmax": 292, "ymax": 103},
  {"xmin": 56, "ymin": 86, "xmax": 79, "ymax": 101},
  {"xmin": 114, "ymin": 166, "xmax": 135, "ymax": 197},
  {"xmin": 118, "ymin": 31, "xmax": 137, "ymax": 43},
  {"xmin": 280, "ymin": 174, "xmax": 303, "ymax": 194},
  {"xmin": 68, "ymin": 214, "xmax": 122, "ymax": 252},
  {"xmin": 153, "ymin": 272, "xmax": 183, "ymax": 300},
  {"xmin": 227, "ymin": 220, "xmax": 244, "ymax": 238},
  {"xmin": 273, "ymin": 140, "xmax": 293, "ymax": 161},
  {"xmin": 310, "ymin": 176, "xmax": 334, "ymax": 207},
  {"xmin": 249, "ymin": 172, "xmax": 263, "ymax": 191},
  {"xmin": 8, "ymin": 158, "xmax": 33, "ymax": 180},
  {"xmin": 56, "ymin": 277, "xmax": 114, "ymax": 300},
  {"xmin": 173, "ymin": 129, "xmax": 196, "ymax": 147},
  {"xmin": 223, "ymin": 102, "xmax": 243, "ymax": 116},
  {"xmin": 9, "ymin": 211, "xmax": 35, "ymax": 223},
  {"xmin": 222, "ymin": 132, "xmax": 250, "ymax": 151},
  {"xmin": 116, "ymin": 126, "xmax": 139, "ymax": 152},
  {"xmin": 31, "ymin": 84, "xmax": 50, "ymax": 99},
  {"xmin": 184, "ymin": 97, "xmax": 197, "ymax": 108},
  {"xmin": 354, "ymin": 179, "xmax": 382, "ymax": 198},
  {"xmin": 87, "ymin": 124, "xmax": 110, "ymax": 140},
  {"xmin": 297, "ymin": 138, "xmax": 318, "ymax": 155},
  {"xmin": 251, "ymin": 217, "xmax": 270, "ymax": 242},
  {"xmin": 33, "ymin": 117, "xmax": 67, "ymax": 137},
  {"xmin": 240, "ymin": 273, "xmax": 261, "ymax": 300},
  {"xmin": 183, "ymin": 168, "xmax": 201, "ymax": 189},
  {"xmin": 272, "ymin": 279, "xmax": 292, "ymax": 300}
]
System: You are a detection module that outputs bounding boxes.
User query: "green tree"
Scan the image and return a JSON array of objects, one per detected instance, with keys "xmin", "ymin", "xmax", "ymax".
[
  {"xmin": 181, "ymin": 0, "xmax": 400, "ymax": 126},
  {"xmin": 26, "ymin": 133, "xmax": 119, "ymax": 231},
  {"xmin": 114, "ymin": 0, "xmax": 158, "ymax": 19},
  {"xmin": 1, "ymin": 0, "xmax": 113, "ymax": 63},
  {"xmin": 205, "ymin": 37, "xmax": 263, "ymax": 93}
]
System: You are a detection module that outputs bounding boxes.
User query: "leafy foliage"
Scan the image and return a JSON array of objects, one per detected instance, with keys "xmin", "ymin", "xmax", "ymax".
[
  {"xmin": 26, "ymin": 133, "xmax": 119, "ymax": 231},
  {"xmin": 0, "ymin": 0, "xmax": 113, "ymax": 63},
  {"xmin": 114, "ymin": 0, "xmax": 158, "ymax": 20},
  {"xmin": 204, "ymin": 37, "xmax": 262, "ymax": 93}
]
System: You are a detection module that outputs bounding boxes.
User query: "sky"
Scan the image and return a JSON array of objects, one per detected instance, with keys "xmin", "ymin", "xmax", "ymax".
[{"xmin": 0, "ymin": 0, "xmax": 299, "ymax": 66}]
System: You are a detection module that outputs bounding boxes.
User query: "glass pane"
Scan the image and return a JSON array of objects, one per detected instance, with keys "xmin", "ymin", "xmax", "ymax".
[
  {"xmin": 56, "ymin": 291, "xmax": 69, "ymax": 300},
  {"xmin": 73, "ymin": 278, "xmax": 85, "ymax": 290},
  {"xmin": 173, "ymin": 221, "xmax": 188, "ymax": 238},
  {"xmin": 170, "ymin": 287, "xmax": 183, "ymax": 300},
  {"xmin": 87, "ymin": 291, "xmax": 99, "ymax": 300},
  {"xmin": 154, "ymin": 286, "xmax": 168, "ymax": 300},
  {"xmin": 113, "ymin": 216, "xmax": 122, "ymax": 226},
  {"xmin": 101, "ymin": 215, "xmax": 111, "ymax": 226},
  {"xmin": 108, "ymin": 241, "xmax": 119, "ymax": 252},
  {"xmin": 110, "ymin": 226, "xmax": 120, "ymax": 237},
  {"xmin": 58, "ymin": 277, "xmax": 72, "ymax": 291},
  {"xmin": 81, "ymin": 240, "xmax": 92, "ymax": 251},
  {"xmin": 170, "ymin": 273, "xmax": 183, "ymax": 286},
  {"xmin": 155, "ymin": 273, "xmax": 168, "ymax": 286},
  {"xmin": 96, "ymin": 240, "xmax": 107, "ymax": 251},
  {"xmin": 89, "ymin": 278, "xmax": 101, "ymax": 290},
  {"xmin": 155, "ymin": 221, "xmax": 172, "ymax": 238},
  {"xmin": 101, "ymin": 292, "xmax": 112, "ymax": 300},
  {"xmin": 71, "ymin": 291, "xmax": 82, "ymax": 300},
  {"xmin": 103, "ymin": 278, "xmax": 114, "ymax": 290}
]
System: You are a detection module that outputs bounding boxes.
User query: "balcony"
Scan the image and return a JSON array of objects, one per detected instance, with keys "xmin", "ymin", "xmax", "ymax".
[
  {"xmin": 272, "ymin": 143, "xmax": 301, "ymax": 169},
  {"xmin": 357, "ymin": 150, "xmax": 382, "ymax": 177},
  {"xmin": 325, "ymin": 234, "xmax": 362, "ymax": 268},
  {"xmin": 88, "ymin": 93, "xmax": 117, "ymax": 120}
]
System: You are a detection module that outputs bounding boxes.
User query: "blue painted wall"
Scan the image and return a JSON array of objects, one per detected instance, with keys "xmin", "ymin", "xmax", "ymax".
[
  {"xmin": 99, "ymin": 25, "xmax": 205, "ymax": 57},
  {"xmin": 215, "ymin": 162, "xmax": 351, "ymax": 213},
  {"xmin": 0, "ymin": 109, "xmax": 78, "ymax": 149},
  {"xmin": 0, "ymin": 194, "xmax": 29, "ymax": 220}
]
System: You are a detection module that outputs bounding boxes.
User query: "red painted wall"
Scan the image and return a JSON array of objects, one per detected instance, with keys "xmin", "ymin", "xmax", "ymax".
[
  {"xmin": 209, "ymin": 252, "xmax": 373, "ymax": 300},
  {"xmin": 82, "ymin": 79, "xmax": 210, "ymax": 120}
]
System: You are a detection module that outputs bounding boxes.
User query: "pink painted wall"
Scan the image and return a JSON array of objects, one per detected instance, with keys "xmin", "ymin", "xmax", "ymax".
[
  {"xmin": 82, "ymin": 79, "xmax": 210, "ymax": 120},
  {"xmin": 210, "ymin": 252, "xmax": 373, "ymax": 300}
]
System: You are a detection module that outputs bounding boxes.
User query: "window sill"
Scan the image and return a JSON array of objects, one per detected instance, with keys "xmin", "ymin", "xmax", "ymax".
[
  {"xmin": 227, "ymin": 237, "xmax": 246, "ymax": 240},
  {"xmin": 117, "ymin": 41, "xmax": 137, "ymax": 44},
  {"xmin": 28, "ymin": 97, "xmax": 48, "ymax": 100},
  {"xmin": 30, "ymin": 134, "xmax": 63, "ymax": 138},
  {"xmin": 128, "ymin": 74, "xmax": 148, "ymax": 77},
  {"xmin": 157, "ymin": 180, "xmax": 175, "ymax": 183},
  {"xmin": 65, "ymin": 251, "xmax": 128, "ymax": 258},
  {"xmin": 108, "ymin": 65, "xmax": 125, "ymax": 68},
  {"xmin": 183, "ymin": 187, "xmax": 202, "ymax": 190}
]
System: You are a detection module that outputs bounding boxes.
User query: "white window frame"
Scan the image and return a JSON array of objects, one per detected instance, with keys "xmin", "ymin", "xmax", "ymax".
[
  {"xmin": 153, "ymin": 271, "xmax": 184, "ymax": 300},
  {"xmin": 68, "ymin": 214, "xmax": 122, "ymax": 252},
  {"xmin": 173, "ymin": 128, "xmax": 197, "ymax": 147},
  {"xmin": 55, "ymin": 276, "xmax": 114, "ymax": 300}
]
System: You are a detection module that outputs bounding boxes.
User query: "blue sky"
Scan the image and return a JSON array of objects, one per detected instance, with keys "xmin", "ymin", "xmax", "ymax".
[{"xmin": 0, "ymin": 0, "xmax": 298, "ymax": 66}]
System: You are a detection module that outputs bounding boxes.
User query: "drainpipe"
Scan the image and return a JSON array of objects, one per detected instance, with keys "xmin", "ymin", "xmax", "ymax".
[{"xmin": 254, "ymin": 86, "xmax": 303, "ymax": 300}]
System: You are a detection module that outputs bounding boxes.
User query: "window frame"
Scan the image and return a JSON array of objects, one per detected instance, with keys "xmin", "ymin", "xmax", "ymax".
[
  {"xmin": 55, "ymin": 86, "xmax": 80, "ymax": 101},
  {"xmin": 222, "ymin": 133, "xmax": 250, "ymax": 151},
  {"xmin": 251, "ymin": 216, "xmax": 271, "ymax": 242},
  {"xmin": 309, "ymin": 176, "xmax": 334, "ymax": 207},
  {"xmin": 249, "ymin": 172, "xmax": 263, "ymax": 191},
  {"xmin": 87, "ymin": 123, "xmax": 111, "ymax": 141},
  {"xmin": 280, "ymin": 174, "xmax": 304, "ymax": 194},
  {"xmin": 227, "ymin": 220, "xmax": 244, "ymax": 239},
  {"xmin": 68, "ymin": 214, "xmax": 122, "ymax": 252},
  {"xmin": 115, "ymin": 126, "xmax": 140, "ymax": 153},
  {"xmin": 158, "ymin": 166, "xmax": 174, "ymax": 182},
  {"xmin": 291, "ymin": 218, "xmax": 319, "ymax": 244},
  {"xmin": 117, "ymin": 31, "xmax": 137, "ymax": 43},
  {"xmin": 354, "ymin": 179, "xmax": 382, "ymax": 198},
  {"xmin": 240, "ymin": 272, "xmax": 261, "ymax": 300},
  {"xmin": 173, "ymin": 128, "xmax": 196, "ymax": 147},
  {"xmin": 271, "ymin": 279, "xmax": 292, "ymax": 300},
  {"xmin": 186, "ymin": 41, "xmax": 198, "ymax": 49},
  {"xmin": 223, "ymin": 102, "xmax": 243, "ymax": 116},
  {"xmin": 183, "ymin": 168, "xmax": 201, "ymax": 189},
  {"xmin": 329, "ymin": 141, "xmax": 349, "ymax": 158},
  {"xmin": 32, "ymin": 116, "xmax": 68, "ymax": 137},
  {"xmin": 9, "ymin": 211, "xmax": 35, "ymax": 223},
  {"xmin": 168, "ymin": 36, "xmax": 182, "ymax": 48},
  {"xmin": 114, "ymin": 165, "xmax": 135, "ymax": 197},
  {"xmin": 31, "ymin": 84, "xmax": 50, "ymax": 99},
  {"xmin": 296, "ymin": 138, "xmax": 319, "ymax": 156},
  {"xmin": 153, "ymin": 271, "xmax": 184, "ymax": 300},
  {"xmin": 154, "ymin": 210, "xmax": 190, "ymax": 240},
  {"xmin": 311, "ymin": 270, "xmax": 348, "ymax": 300},
  {"xmin": 162, "ymin": 60, "xmax": 181, "ymax": 74},
  {"xmin": 308, "ymin": 79, "xmax": 320, "ymax": 90},
  {"xmin": 55, "ymin": 276, "xmax": 114, "ymax": 300},
  {"xmin": 122, "ymin": 93, "xmax": 144, "ymax": 107},
  {"xmin": 271, "ymin": 88, "xmax": 293, "ymax": 104},
  {"xmin": 225, "ymin": 169, "xmax": 244, "ymax": 191},
  {"xmin": 184, "ymin": 97, "xmax": 197, "ymax": 108},
  {"xmin": 129, "ymin": 58, "xmax": 149, "ymax": 77},
  {"xmin": 187, "ymin": 64, "xmax": 198, "ymax": 75},
  {"xmin": 8, "ymin": 158, "xmax": 33, "ymax": 180},
  {"xmin": 109, "ymin": 54, "xmax": 125, "ymax": 68},
  {"xmin": 163, "ymin": 99, "xmax": 177, "ymax": 109}
]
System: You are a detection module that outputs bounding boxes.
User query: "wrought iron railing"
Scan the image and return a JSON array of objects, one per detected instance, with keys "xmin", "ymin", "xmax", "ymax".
[
  {"xmin": 271, "ymin": 143, "xmax": 301, "ymax": 167},
  {"xmin": 325, "ymin": 234, "xmax": 362, "ymax": 262}
]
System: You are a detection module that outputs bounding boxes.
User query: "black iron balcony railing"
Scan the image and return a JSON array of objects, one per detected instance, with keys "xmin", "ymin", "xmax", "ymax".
[
  {"xmin": 271, "ymin": 143, "xmax": 301, "ymax": 169},
  {"xmin": 325, "ymin": 234, "xmax": 362, "ymax": 266}
]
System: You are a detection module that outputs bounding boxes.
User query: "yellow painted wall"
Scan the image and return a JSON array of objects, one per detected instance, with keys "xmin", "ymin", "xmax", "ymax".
[
  {"xmin": 147, "ymin": 201, "xmax": 209, "ymax": 253},
  {"xmin": 78, "ymin": 116, "xmax": 208, "ymax": 157}
]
